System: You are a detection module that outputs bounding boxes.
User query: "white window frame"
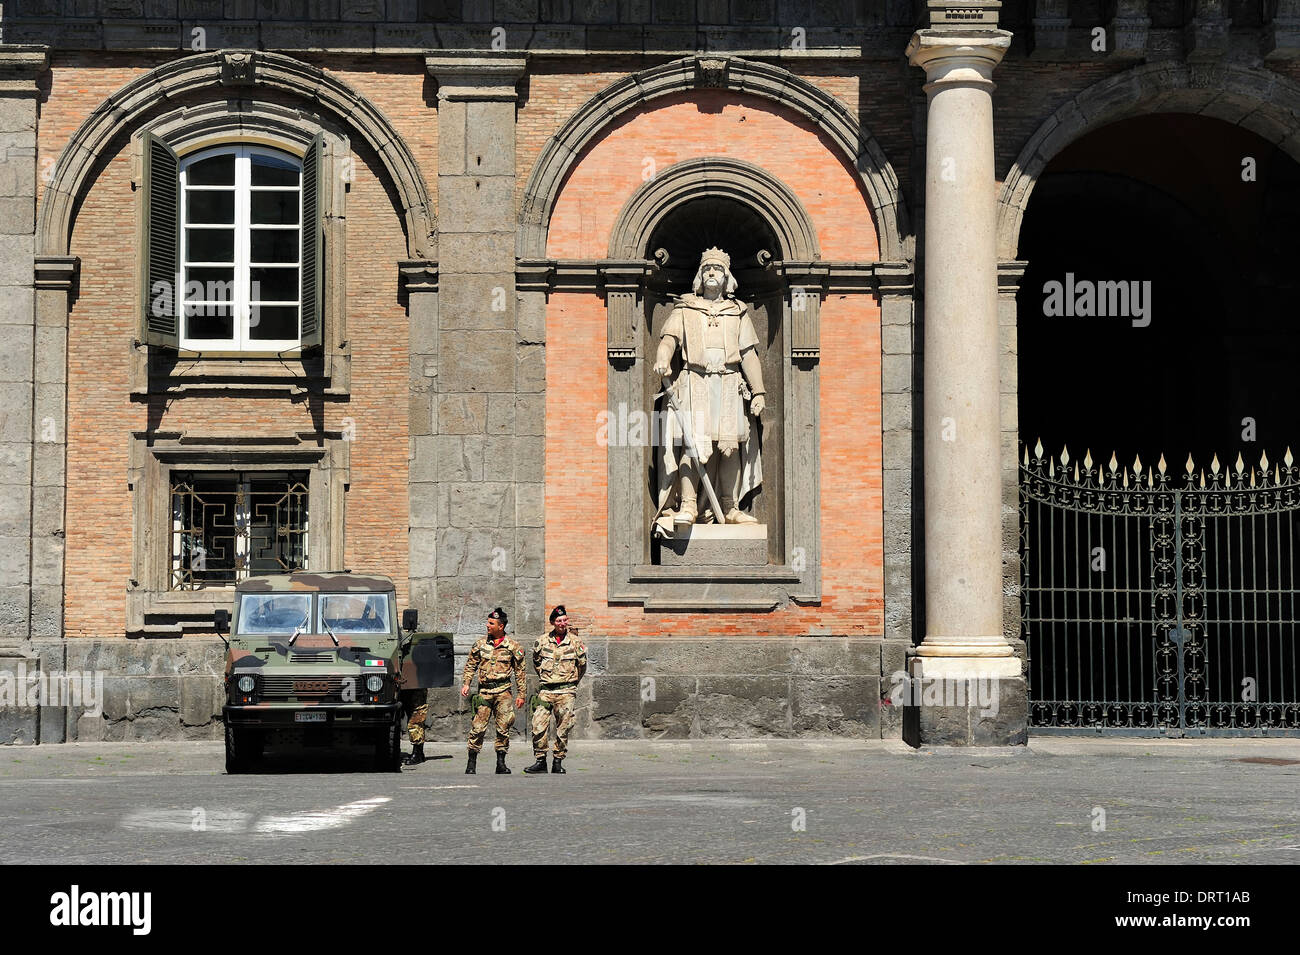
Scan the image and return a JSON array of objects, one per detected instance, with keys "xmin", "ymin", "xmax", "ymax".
[{"xmin": 178, "ymin": 144, "xmax": 302, "ymax": 353}]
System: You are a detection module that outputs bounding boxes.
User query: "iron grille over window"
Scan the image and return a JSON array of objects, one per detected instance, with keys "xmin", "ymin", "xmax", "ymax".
[{"xmin": 169, "ymin": 471, "xmax": 309, "ymax": 589}]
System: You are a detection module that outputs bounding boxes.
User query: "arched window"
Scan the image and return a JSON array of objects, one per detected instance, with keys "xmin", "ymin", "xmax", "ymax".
[{"xmin": 177, "ymin": 145, "xmax": 304, "ymax": 351}]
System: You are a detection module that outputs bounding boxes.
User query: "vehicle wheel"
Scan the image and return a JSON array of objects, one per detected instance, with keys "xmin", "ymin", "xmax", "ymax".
[
  {"xmin": 374, "ymin": 718, "xmax": 401, "ymax": 772},
  {"xmin": 225, "ymin": 722, "xmax": 247, "ymax": 775}
]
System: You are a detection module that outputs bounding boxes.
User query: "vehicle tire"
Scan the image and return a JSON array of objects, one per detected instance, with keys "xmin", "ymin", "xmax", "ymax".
[
  {"xmin": 374, "ymin": 717, "xmax": 401, "ymax": 772},
  {"xmin": 225, "ymin": 722, "xmax": 247, "ymax": 775}
]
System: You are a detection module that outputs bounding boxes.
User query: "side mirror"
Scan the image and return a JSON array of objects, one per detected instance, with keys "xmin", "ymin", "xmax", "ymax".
[
  {"xmin": 214, "ymin": 608, "xmax": 230, "ymax": 633},
  {"xmin": 401, "ymin": 609, "xmax": 418, "ymax": 632}
]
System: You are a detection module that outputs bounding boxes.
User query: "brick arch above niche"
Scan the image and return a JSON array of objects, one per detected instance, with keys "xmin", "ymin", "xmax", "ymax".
[{"xmin": 520, "ymin": 55, "xmax": 909, "ymax": 265}]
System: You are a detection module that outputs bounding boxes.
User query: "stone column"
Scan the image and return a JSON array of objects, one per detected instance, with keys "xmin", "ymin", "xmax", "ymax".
[
  {"xmin": 906, "ymin": 5, "xmax": 1025, "ymax": 744},
  {"xmin": 421, "ymin": 54, "xmax": 540, "ymax": 653}
]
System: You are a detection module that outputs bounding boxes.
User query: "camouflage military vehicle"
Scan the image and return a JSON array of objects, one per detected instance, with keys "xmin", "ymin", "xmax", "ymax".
[{"xmin": 217, "ymin": 571, "xmax": 452, "ymax": 773}]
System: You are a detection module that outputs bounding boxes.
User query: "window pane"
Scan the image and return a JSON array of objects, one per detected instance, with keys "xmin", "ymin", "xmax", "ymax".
[
  {"xmin": 319, "ymin": 594, "xmax": 393, "ymax": 635},
  {"xmin": 237, "ymin": 594, "xmax": 312, "ymax": 634},
  {"xmin": 185, "ymin": 304, "xmax": 234, "ymax": 341},
  {"xmin": 183, "ymin": 267, "xmax": 235, "ymax": 302},
  {"xmin": 250, "ymin": 266, "xmax": 299, "ymax": 303},
  {"xmin": 186, "ymin": 189, "xmax": 234, "ymax": 224},
  {"xmin": 250, "ymin": 190, "xmax": 299, "ymax": 225},
  {"xmin": 186, "ymin": 228, "xmax": 234, "ymax": 263},
  {"xmin": 250, "ymin": 228, "xmax": 298, "ymax": 264},
  {"xmin": 186, "ymin": 153, "xmax": 235, "ymax": 186},
  {"xmin": 248, "ymin": 305, "xmax": 298, "ymax": 341},
  {"xmin": 250, "ymin": 152, "xmax": 300, "ymax": 187}
]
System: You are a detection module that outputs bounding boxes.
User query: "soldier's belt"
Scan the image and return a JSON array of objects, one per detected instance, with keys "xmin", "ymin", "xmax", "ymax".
[
  {"xmin": 478, "ymin": 679, "xmax": 510, "ymax": 690},
  {"xmin": 540, "ymin": 681, "xmax": 579, "ymax": 691}
]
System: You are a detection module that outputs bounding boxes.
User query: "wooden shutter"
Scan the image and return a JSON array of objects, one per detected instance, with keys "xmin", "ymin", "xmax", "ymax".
[
  {"xmin": 141, "ymin": 131, "xmax": 180, "ymax": 348},
  {"xmin": 299, "ymin": 133, "xmax": 324, "ymax": 349}
]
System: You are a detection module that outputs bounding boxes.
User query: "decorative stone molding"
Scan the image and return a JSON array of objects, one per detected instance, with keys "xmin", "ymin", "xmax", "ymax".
[
  {"xmin": 0, "ymin": 45, "xmax": 51, "ymax": 94},
  {"xmin": 36, "ymin": 50, "xmax": 435, "ymax": 261},
  {"xmin": 1267, "ymin": 0, "xmax": 1300, "ymax": 59},
  {"xmin": 694, "ymin": 56, "xmax": 730, "ymax": 87},
  {"xmin": 218, "ymin": 50, "xmax": 257, "ymax": 86},
  {"xmin": 424, "ymin": 53, "xmax": 526, "ymax": 101},
  {"xmin": 1185, "ymin": 0, "xmax": 1229, "ymax": 62},
  {"xmin": 1108, "ymin": 1, "xmax": 1151, "ymax": 59},
  {"xmin": 518, "ymin": 55, "xmax": 910, "ymax": 265},
  {"xmin": 1029, "ymin": 0, "xmax": 1070, "ymax": 58},
  {"xmin": 997, "ymin": 63, "xmax": 1300, "ymax": 260},
  {"xmin": 125, "ymin": 431, "xmax": 350, "ymax": 636}
]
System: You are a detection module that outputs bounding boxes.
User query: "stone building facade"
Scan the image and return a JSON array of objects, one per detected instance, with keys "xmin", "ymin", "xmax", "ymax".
[{"xmin": 3, "ymin": 0, "xmax": 1297, "ymax": 745}]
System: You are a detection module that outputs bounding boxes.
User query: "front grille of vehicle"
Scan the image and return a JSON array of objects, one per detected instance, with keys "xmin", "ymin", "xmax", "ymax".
[{"xmin": 260, "ymin": 677, "xmax": 351, "ymax": 702}]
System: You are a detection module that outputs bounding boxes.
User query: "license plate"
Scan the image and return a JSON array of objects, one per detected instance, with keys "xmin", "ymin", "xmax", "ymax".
[{"xmin": 294, "ymin": 711, "xmax": 327, "ymax": 723}]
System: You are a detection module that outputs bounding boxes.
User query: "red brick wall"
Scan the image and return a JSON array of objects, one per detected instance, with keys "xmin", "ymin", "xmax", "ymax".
[
  {"xmin": 543, "ymin": 88, "xmax": 884, "ymax": 636},
  {"xmin": 43, "ymin": 55, "xmax": 416, "ymax": 637}
]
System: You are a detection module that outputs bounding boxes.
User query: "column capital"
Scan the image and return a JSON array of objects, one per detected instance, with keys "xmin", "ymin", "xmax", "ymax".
[
  {"xmin": 424, "ymin": 52, "xmax": 527, "ymax": 102},
  {"xmin": 906, "ymin": 30, "xmax": 1013, "ymax": 89}
]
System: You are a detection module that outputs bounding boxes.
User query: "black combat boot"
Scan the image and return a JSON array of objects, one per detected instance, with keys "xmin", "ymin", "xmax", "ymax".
[
  {"xmin": 404, "ymin": 743, "xmax": 425, "ymax": 765},
  {"xmin": 465, "ymin": 750, "xmax": 477, "ymax": 774},
  {"xmin": 496, "ymin": 752, "xmax": 511, "ymax": 774},
  {"xmin": 523, "ymin": 755, "xmax": 548, "ymax": 774},
  {"xmin": 550, "ymin": 757, "xmax": 565, "ymax": 774}
]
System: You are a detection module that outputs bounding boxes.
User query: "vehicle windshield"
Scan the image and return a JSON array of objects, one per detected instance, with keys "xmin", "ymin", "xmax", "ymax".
[
  {"xmin": 318, "ymin": 593, "xmax": 393, "ymax": 635},
  {"xmin": 237, "ymin": 593, "xmax": 312, "ymax": 635}
]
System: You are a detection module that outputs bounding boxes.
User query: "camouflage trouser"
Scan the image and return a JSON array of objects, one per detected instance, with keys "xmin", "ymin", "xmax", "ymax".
[
  {"xmin": 531, "ymin": 690, "xmax": 577, "ymax": 760},
  {"xmin": 401, "ymin": 688, "xmax": 428, "ymax": 745},
  {"xmin": 467, "ymin": 689, "xmax": 515, "ymax": 753}
]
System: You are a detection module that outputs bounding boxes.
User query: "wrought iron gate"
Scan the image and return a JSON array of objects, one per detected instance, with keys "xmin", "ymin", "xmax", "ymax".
[{"xmin": 1020, "ymin": 441, "xmax": 1300, "ymax": 735}]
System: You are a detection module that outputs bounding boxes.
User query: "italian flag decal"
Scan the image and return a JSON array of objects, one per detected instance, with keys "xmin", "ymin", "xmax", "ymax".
[{"xmin": 364, "ymin": 659, "xmax": 384, "ymax": 667}]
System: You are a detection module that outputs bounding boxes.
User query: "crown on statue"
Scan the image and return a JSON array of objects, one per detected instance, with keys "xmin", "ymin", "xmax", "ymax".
[{"xmin": 699, "ymin": 247, "xmax": 731, "ymax": 270}]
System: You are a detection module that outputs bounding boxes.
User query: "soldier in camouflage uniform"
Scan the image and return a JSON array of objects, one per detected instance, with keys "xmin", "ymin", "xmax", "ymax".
[
  {"xmin": 460, "ymin": 607, "xmax": 526, "ymax": 774},
  {"xmin": 524, "ymin": 605, "xmax": 587, "ymax": 775},
  {"xmin": 399, "ymin": 687, "xmax": 428, "ymax": 765}
]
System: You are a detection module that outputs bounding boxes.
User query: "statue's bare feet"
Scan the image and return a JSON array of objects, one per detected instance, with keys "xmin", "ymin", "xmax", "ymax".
[{"xmin": 724, "ymin": 507, "xmax": 758, "ymax": 524}]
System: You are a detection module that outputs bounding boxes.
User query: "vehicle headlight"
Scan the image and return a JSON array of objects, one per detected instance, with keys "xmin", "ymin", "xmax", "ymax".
[
  {"xmin": 365, "ymin": 675, "xmax": 384, "ymax": 693},
  {"xmin": 237, "ymin": 675, "xmax": 255, "ymax": 694}
]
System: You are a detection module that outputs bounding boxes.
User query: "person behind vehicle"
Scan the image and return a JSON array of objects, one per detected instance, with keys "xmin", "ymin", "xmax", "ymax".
[
  {"xmin": 460, "ymin": 607, "xmax": 526, "ymax": 774},
  {"xmin": 524, "ymin": 605, "xmax": 587, "ymax": 775},
  {"xmin": 400, "ymin": 686, "xmax": 428, "ymax": 765}
]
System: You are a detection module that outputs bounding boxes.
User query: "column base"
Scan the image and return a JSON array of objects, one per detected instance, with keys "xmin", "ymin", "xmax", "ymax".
[{"xmin": 902, "ymin": 656, "xmax": 1027, "ymax": 747}]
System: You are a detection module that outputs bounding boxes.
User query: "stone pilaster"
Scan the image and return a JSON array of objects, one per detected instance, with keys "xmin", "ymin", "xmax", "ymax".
[
  {"xmin": 0, "ymin": 46, "xmax": 49, "ymax": 646},
  {"xmin": 998, "ymin": 261, "xmax": 1026, "ymax": 652},
  {"xmin": 906, "ymin": 4, "xmax": 1026, "ymax": 745},
  {"xmin": 422, "ymin": 53, "xmax": 536, "ymax": 653}
]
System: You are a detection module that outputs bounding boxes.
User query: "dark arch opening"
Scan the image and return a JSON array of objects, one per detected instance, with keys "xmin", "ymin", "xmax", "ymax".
[
  {"xmin": 1017, "ymin": 112, "xmax": 1300, "ymax": 468},
  {"xmin": 645, "ymin": 196, "xmax": 780, "ymax": 267},
  {"xmin": 1016, "ymin": 112, "xmax": 1300, "ymax": 731}
]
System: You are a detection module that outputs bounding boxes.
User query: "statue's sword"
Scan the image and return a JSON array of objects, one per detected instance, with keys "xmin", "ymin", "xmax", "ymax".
[{"xmin": 657, "ymin": 375, "xmax": 725, "ymax": 524}]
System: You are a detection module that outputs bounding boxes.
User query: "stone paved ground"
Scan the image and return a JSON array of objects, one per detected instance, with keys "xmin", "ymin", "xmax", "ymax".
[{"xmin": 2, "ymin": 737, "xmax": 1298, "ymax": 866}]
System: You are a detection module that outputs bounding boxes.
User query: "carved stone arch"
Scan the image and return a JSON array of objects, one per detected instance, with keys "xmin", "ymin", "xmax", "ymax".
[
  {"xmin": 997, "ymin": 62, "xmax": 1300, "ymax": 261},
  {"xmin": 607, "ymin": 156, "xmax": 821, "ymax": 262},
  {"xmin": 519, "ymin": 54, "xmax": 909, "ymax": 264},
  {"xmin": 36, "ymin": 49, "xmax": 435, "ymax": 260}
]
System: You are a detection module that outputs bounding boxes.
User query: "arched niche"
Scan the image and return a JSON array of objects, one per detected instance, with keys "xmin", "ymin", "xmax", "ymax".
[{"xmin": 603, "ymin": 157, "xmax": 825, "ymax": 611}]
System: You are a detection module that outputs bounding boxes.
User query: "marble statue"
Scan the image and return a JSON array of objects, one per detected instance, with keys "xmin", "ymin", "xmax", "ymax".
[{"xmin": 652, "ymin": 247, "xmax": 767, "ymax": 538}]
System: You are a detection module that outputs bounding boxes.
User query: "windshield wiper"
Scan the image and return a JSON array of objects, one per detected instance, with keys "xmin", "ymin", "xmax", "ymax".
[
  {"xmin": 286, "ymin": 615, "xmax": 309, "ymax": 646},
  {"xmin": 322, "ymin": 620, "xmax": 340, "ymax": 647}
]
